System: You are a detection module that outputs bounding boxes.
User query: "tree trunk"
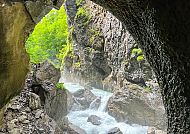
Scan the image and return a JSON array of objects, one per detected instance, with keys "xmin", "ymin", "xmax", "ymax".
[{"xmin": 90, "ymin": 0, "xmax": 190, "ymax": 133}]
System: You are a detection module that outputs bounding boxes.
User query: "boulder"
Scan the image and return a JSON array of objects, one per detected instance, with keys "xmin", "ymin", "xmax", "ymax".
[
  {"xmin": 107, "ymin": 85, "xmax": 167, "ymax": 130},
  {"xmin": 34, "ymin": 61, "xmax": 61, "ymax": 86},
  {"xmin": 107, "ymin": 127, "xmax": 123, "ymax": 134},
  {"xmin": 30, "ymin": 61, "xmax": 74, "ymax": 130},
  {"xmin": 44, "ymin": 89, "xmax": 73, "ymax": 130},
  {"xmin": 73, "ymin": 89, "xmax": 97, "ymax": 109},
  {"xmin": 87, "ymin": 115, "xmax": 101, "ymax": 125}
]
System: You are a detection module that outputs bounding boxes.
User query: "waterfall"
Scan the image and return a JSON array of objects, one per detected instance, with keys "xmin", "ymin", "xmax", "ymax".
[{"xmin": 97, "ymin": 95, "xmax": 111, "ymax": 112}]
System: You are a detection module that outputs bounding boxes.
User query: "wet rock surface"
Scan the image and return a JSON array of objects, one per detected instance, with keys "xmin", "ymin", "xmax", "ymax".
[
  {"xmin": 107, "ymin": 127, "xmax": 123, "ymax": 134},
  {"xmin": 67, "ymin": 122, "xmax": 87, "ymax": 134},
  {"xmin": 89, "ymin": 97, "xmax": 101, "ymax": 109},
  {"xmin": 72, "ymin": 89, "xmax": 97, "ymax": 110},
  {"xmin": 87, "ymin": 115, "xmax": 101, "ymax": 125}
]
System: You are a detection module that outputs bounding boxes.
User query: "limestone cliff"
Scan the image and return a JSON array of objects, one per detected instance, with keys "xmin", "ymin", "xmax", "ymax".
[{"xmin": 0, "ymin": 0, "xmax": 63, "ymax": 124}]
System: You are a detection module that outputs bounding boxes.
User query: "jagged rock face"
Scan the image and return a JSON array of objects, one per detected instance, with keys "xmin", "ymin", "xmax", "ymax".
[
  {"xmin": 0, "ymin": 77, "xmax": 63, "ymax": 134},
  {"xmin": 0, "ymin": 0, "xmax": 63, "ymax": 124},
  {"xmin": 31, "ymin": 61, "xmax": 74, "ymax": 130},
  {"xmin": 64, "ymin": 0, "xmax": 155, "ymax": 90},
  {"xmin": 0, "ymin": 61, "xmax": 85, "ymax": 133}
]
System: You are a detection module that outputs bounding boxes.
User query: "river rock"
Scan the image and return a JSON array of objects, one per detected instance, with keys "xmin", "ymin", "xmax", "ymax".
[
  {"xmin": 107, "ymin": 127, "xmax": 123, "ymax": 134},
  {"xmin": 73, "ymin": 89, "xmax": 97, "ymax": 109},
  {"xmin": 67, "ymin": 122, "xmax": 87, "ymax": 134},
  {"xmin": 44, "ymin": 89, "xmax": 73, "ymax": 130},
  {"xmin": 87, "ymin": 115, "xmax": 101, "ymax": 125},
  {"xmin": 89, "ymin": 97, "xmax": 101, "ymax": 109}
]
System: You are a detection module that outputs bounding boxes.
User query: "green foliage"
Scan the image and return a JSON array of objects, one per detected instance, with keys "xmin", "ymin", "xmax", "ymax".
[
  {"xmin": 75, "ymin": 7, "xmax": 91, "ymax": 27},
  {"xmin": 26, "ymin": 6, "xmax": 69, "ymax": 65},
  {"xmin": 132, "ymin": 48, "xmax": 142, "ymax": 55},
  {"xmin": 76, "ymin": 7, "xmax": 86, "ymax": 17},
  {"xmin": 132, "ymin": 48, "xmax": 144, "ymax": 62},
  {"xmin": 144, "ymin": 86, "xmax": 152, "ymax": 92},
  {"xmin": 57, "ymin": 44, "xmax": 73, "ymax": 65},
  {"xmin": 74, "ymin": 61, "xmax": 81, "ymax": 68},
  {"xmin": 89, "ymin": 28, "xmax": 101, "ymax": 44},
  {"xmin": 56, "ymin": 83, "xmax": 66, "ymax": 90},
  {"xmin": 137, "ymin": 55, "xmax": 144, "ymax": 62},
  {"xmin": 76, "ymin": 0, "xmax": 84, "ymax": 6}
]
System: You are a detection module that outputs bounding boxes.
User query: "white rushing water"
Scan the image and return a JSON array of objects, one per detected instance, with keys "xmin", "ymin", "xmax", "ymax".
[{"xmin": 63, "ymin": 82, "xmax": 148, "ymax": 134}]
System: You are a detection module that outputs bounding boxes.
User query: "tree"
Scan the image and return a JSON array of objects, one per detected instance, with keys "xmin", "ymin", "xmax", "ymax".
[
  {"xmin": 89, "ymin": 0, "xmax": 190, "ymax": 133},
  {"xmin": 25, "ymin": 6, "xmax": 68, "ymax": 65}
]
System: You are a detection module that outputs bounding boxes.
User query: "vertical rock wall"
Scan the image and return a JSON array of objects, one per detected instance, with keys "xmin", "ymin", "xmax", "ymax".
[
  {"xmin": 64, "ymin": 0, "xmax": 154, "ymax": 90},
  {"xmin": 0, "ymin": 1, "xmax": 33, "ymax": 114},
  {"xmin": 0, "ymin": 0, "xmax": 63, "ymax": 125}
]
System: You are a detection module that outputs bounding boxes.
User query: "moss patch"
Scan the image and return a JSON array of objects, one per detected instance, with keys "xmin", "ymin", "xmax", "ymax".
[{"xmin": 74, "ymin": 7, "xmax": 91, "ymax": 28}]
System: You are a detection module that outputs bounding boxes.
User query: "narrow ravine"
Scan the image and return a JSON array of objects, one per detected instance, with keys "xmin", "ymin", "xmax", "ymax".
[{"xmin": 61, "ymin": 81, "xmax": 148, "ymax": 134}]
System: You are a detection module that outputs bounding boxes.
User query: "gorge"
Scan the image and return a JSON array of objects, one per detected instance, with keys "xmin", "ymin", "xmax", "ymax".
[{"xmin": 1, "ymin": 0, "xmax": 190, "ymax": 133}]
